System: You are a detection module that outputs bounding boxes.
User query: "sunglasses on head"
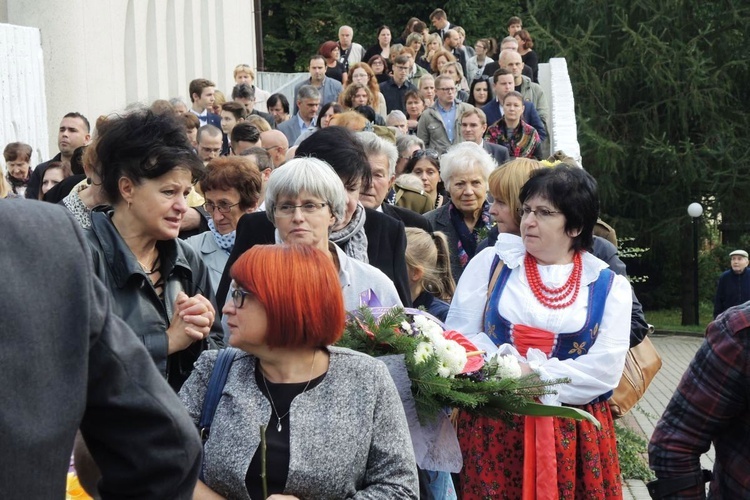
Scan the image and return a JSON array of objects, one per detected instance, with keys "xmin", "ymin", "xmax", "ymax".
[{"xmin": 411, "ymin": 149, "xmax": 439, "ymax": 160}]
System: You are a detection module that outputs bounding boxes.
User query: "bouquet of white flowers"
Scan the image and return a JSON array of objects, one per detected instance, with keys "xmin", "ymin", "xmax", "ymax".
[{"xmin": 339, "ymin": 306, "xmax": 598, "ymax": 424}]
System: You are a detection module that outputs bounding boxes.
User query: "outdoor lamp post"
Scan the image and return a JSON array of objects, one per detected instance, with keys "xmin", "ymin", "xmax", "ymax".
[{"xmin": 687, "ymin": 202, "xmax": 703, "ymax": 325}]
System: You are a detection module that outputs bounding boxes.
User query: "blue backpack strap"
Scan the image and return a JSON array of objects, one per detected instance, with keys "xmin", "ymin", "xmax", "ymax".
[{"xmin": 199, "ymin": 347, "xmax": 239, "ymax": 443}]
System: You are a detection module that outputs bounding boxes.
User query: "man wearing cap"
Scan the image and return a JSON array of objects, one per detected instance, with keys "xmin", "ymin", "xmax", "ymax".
[{"xmin": 713, "ymin": 249, "xmax": 750, "ymax": 318}]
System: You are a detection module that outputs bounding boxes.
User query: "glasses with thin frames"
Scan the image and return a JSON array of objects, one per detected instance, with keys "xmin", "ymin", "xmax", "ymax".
[
  {"xmin": 204, "ymin": 201, "xmax": 240, "ymax": 214},
  {"xmin": 437, "ymin": 87, "xmax": 456, "ymax": 92},
  {"xmin": 274, "ymin": 202, "xmax": 329, "ymax": 217},
  {"xmin": 517, "ymin": 206, "xmax": 562, "ymax": 220}
]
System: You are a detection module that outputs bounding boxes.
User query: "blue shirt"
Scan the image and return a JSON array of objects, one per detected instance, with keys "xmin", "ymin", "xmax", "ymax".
[{"xmin": 436, "ymin": 101, "xmax": 458, "ymax": 142}]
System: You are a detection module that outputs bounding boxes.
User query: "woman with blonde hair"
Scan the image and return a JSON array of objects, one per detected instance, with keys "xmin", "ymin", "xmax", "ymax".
[
  {"xmin": 418, "ymin": 74, "xmax": 436, "ymax": 108},
  {"xmin": 421, "ymin": 33, "xmax": 443, "ymax": 69},
  {"xmin": 348, "ymin": 62, "xmax": 387, "ymax": 116},
  {"xmin": 439, "ymin": 62, "xmax": 470, "ymax": 101},
  {"xmin": 405, "ymin": 228, "xmax": 455, "ymax": 321}
]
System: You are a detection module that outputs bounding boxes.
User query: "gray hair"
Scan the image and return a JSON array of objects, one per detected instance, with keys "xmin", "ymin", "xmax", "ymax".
[
  {"xmin": 406, "ymin": 33, "xmax": 423, "ymax": 46},
  {"xmin": 169, "ymin": 97, "xmax": 188, "ymax": 108},
  {"xmin": 356, "ymin": 131, "xmax": 398, "ymax": 176},
  {"xmin": 396, "ymin": 135, "xmax": 425, "ymax": 158},
  {"xmin": 501, "ymin": 36, "xmax": 519, "ymax": 48},
  {"xmin": 265, "ymin": 157, "xmax": 347, "ymax": 226},
  {"xmin": 297, "ymin": 85, "xmax": 321, "ymax": 101},
  {"xmin": 386, "ymin": 110, "xmax": 407, "ymax": 126},
  {"xmin": 439, "ymin": 142, "xmax": 496, "ymax": 188}
]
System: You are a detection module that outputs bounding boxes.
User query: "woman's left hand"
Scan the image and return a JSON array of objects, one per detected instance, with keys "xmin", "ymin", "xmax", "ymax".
[{"xmin": 177, "ymin": 293, "xmax": 215, "ymax": 334}]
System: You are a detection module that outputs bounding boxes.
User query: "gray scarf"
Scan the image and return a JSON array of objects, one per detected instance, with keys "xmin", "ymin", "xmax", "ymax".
[{"xmin": 329, "ymin": 203, "xmax": 369, "ymax": 263}]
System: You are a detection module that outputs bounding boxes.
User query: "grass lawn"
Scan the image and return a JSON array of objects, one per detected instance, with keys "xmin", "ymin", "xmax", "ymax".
[{"xmin": 644, "ymin": 303, "xmax": 712, "ymax": 335}]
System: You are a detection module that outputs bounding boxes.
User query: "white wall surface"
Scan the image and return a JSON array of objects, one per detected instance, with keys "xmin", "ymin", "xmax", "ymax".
[
  {"xmin": 540, "ymin": 58, "xmax": 582, "ymax": 166},
  {"xmin": 0, "ymin": 23, "xmax": 48, "ymax": 166},
  {"xmin": 5, "ymin": 0, "xmax": 257, "ymax": 158}
]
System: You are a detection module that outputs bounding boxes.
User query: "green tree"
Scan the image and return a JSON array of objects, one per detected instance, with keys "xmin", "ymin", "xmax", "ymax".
[
  {"xmin": 260, "ymin": 1, "xmax": 521, "ymax": 72},
  {"xmin": 526, "ymin": 0, "xmax": 750, "ymax": 322}
]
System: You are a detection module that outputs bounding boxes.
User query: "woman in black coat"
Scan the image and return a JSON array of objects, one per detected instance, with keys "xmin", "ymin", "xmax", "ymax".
[{"xmin": 216, "ymin": 126, "xmax": 411, "ymax": 310}]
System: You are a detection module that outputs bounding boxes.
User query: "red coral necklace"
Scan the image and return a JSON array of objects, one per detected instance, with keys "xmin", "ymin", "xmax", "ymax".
[{"xmin": 525, "ymin": 252, "xmax": 582, "ymax": 309}]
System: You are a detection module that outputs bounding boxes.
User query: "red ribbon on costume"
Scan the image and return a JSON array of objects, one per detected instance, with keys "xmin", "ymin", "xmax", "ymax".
[{"xmin": 513, "ymin": 324, "xmax": 558, "ymax": 499}]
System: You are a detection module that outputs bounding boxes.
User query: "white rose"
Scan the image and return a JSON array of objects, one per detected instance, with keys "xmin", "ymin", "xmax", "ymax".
[{"xmin": 400, "ymin": 321, "xmax": 413, "ymax": 334}]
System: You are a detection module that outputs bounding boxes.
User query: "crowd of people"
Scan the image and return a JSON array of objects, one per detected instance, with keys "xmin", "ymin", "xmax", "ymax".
[{"xmin": 3, "ymin": 8, "xmax": 745, "ymax": 500}]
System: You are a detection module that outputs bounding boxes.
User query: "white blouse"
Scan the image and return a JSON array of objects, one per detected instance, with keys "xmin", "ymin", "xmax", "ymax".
[{"xmin": 446, "ymin": 233, "xmax": 632, "ymax": 405}]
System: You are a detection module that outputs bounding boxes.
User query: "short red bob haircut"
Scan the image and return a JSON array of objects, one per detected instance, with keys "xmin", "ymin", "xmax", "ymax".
[{"xmin": 230, "ymin": 244, "xmax": 345, "ymax": 348}]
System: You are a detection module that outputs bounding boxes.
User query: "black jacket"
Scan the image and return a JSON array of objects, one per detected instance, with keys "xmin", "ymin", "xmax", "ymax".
[
  {"xmin": 216, "ymin": 208, "xmax": 412, "ymax": 311},
  {"xmin": 25, "ymin": 152, "xmax": 62, "ymax": 199},
  {"xmin": 382, "ymin": 203, "xmax": 432, "ymax": 232},
  {"xmin": 85, "ymin": 212, "xmax": 224, "ymax": 390}
]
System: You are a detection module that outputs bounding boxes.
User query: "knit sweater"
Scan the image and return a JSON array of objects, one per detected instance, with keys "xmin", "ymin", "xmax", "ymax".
[{"xmin": 179, "ymin": 347, "xmax": 419, "ymax": 499}]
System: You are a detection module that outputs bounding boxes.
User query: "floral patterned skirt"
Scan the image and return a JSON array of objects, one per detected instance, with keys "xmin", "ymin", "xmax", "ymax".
[{"xmin": 457, "ymin": 401, "xmax": 622, "ymax": 500}]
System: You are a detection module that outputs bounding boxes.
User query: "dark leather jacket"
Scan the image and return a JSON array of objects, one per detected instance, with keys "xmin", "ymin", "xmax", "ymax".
[{"xmin": 85, "ymin": 211, "xmax": 224, "ymax": 390}]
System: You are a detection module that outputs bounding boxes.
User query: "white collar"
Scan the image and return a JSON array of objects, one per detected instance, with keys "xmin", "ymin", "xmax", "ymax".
[{"xmin": 494, "ymin": 233, "xmax": 608, "ymax": 286}]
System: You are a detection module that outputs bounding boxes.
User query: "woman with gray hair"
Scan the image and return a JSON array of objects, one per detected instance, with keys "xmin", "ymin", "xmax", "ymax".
[
  {"xmin": 263, "ymin": 156, "xmax": 401, "ymax": 309},
  {"xmin": 424, "ymin": 142, "xmax": 495, "ymax": 280}
]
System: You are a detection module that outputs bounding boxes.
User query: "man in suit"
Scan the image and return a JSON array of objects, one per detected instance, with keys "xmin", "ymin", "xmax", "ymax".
[
  {"xmin": 292, "ymin": 55, "xmax": 343, "ymax": 114},
  {"xmin": 482, "ymin": 69, "xmax": 547, "ymax": 141},
  {"xmin": 460, "ymin": 107, "xmax": 509, "ymax": 165},
  {"xmin": 357, "ymin": 131, "xmax": 432, "ymax": 232},
  {"xmin": 0, "ymin": 200, "xmax": 201, "ymax": 498},
  {"xmin": 277, "ymin": 85, "xmax": 320, "ymax": 145},
  {"xmin": 443, "ymin": 29, "xmax": 468, "ymax": 76},
  {"xmin": 417, "ymin": 75, "xmax": 474, "ymax": 154},
  {"xmin": 216, "ymin": 127, "xmax": 412, "ymax": 310},
  {"xmin": 429, "ymin": 8, "xmax": 452, "ymax": 40},
  {"xmin": 188, "ymin": 78, "xmax": 221, "ymax": 128}
]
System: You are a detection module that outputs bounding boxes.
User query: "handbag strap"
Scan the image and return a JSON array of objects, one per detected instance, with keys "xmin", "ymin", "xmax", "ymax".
[{"xmin": 199, "ymin": 347, "xmax": 239, "ymax": 443}]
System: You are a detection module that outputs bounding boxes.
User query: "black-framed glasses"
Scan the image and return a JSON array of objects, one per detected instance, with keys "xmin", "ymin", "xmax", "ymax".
[
  {"xmin": 274, "ymin": 202, "xmax": 329, "ymax": 217},
  {"xmin": 204, "ymin": 201, "xmax": 240, "ymax": 214},
  {"xmin": 231, "ymin": 288, "xmax": 251, "ymax": 308},
  {"xmin": 517, "ymin": 206, "xmax": 562, "ymax": 219},
  {"xmin": 411, "ymin": 149, "xmax": 439, "ymax": 161}
]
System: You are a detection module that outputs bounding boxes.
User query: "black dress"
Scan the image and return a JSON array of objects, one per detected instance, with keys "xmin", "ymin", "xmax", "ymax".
[{"xmin": 325, "ymin": 62, "xmax": 346, "ymax": 84}]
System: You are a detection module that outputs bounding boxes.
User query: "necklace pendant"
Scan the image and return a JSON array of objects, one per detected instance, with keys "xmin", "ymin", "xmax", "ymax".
[{"xmin": 276, "ymin": 420, "xmax": 282, "ymax": 432}]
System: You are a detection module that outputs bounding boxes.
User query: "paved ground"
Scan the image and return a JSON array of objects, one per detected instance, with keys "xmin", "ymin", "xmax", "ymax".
[{"xmin": 621, "ymin": 334, "xmax": 712, "ymax": 500}]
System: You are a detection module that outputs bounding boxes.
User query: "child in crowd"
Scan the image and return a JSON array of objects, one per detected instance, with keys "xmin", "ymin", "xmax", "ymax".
[
  {"xmin": 3, "ymin": 142, "xmax": 33, "ymax": 197},
  {"xmin": 405, "ymin": 227, "xmax": 455, "ymax": 322}
]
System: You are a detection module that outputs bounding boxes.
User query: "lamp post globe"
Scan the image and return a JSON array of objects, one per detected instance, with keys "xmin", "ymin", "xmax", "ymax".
[{"xmin": 687, "ymin": 202, "xmax": 703, "ymax": 218}]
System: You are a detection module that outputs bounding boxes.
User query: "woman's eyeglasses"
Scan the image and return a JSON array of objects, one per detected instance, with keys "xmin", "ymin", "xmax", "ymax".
[
  {"xmin": 274, "ymin": 202, "xmax": 329, "ymax": 217},
  {"xmin": 204, "ymin": 201, "xmax": 240, "ymax": 214},
  {"xmin": 517, "ymin": 206, "xmax": 562, "ymax": 219},
  {"xmin": 231, "ymin": 288, "xmax": 251, "ymax": 308},
  {"xmin": 411, "ymin": 149, "xmax": 440, "ymax": 161}
]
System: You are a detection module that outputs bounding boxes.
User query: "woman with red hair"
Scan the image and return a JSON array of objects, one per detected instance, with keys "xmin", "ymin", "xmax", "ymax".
[
  {"xmin": 179, "ymin": 244, "xmax": 419, "ymax": 499},
  {"xmin": 319, "ymin": 40, "xmax": 347, "ymax": 86}
]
